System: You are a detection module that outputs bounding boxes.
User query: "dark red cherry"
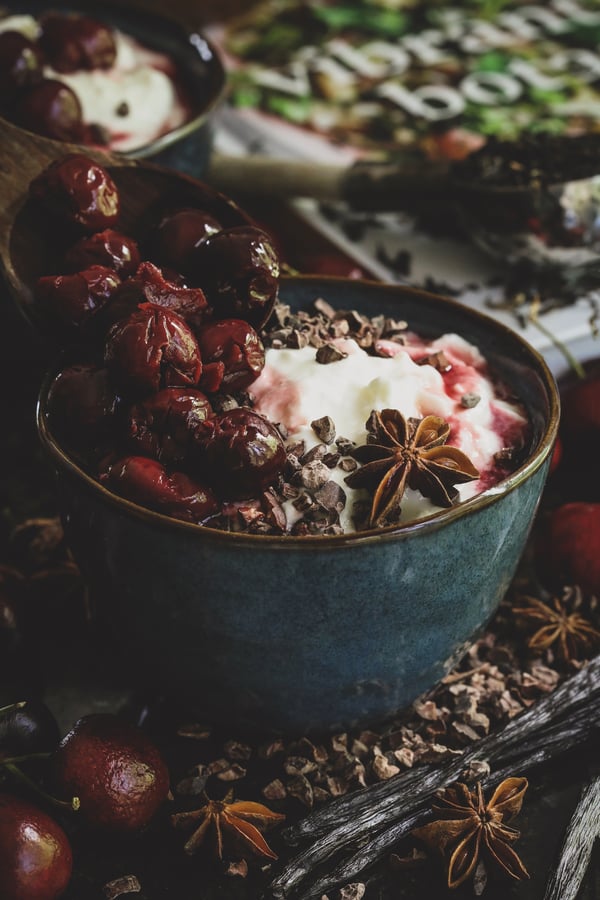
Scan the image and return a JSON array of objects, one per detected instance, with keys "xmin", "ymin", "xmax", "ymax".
[
  {"xmin": 105, "ymin": 456, "xmax": 219, "ymax": 523},
  {"xmin": 127, "ymin": 387, "xmax": 213, "ymax": 466},
  {"xmin": 0, "ymin": 31, "xmax": 43, "ymax": 96},
  {"xmin": 104, "ymin": 305, "xmax": 202, "ymax": 397},
  {"xmin": 35, "ymin": 265, "xmax": 120, "ymax": 333},
  {"xmin": 46, "ymin": 364, "xmax": 120, "ymax": 462},
  {"xmin": 106, "ymin": 262, "xmax": 208, "ymax": 332},
  {"xmin": 17, "ymin": 79, "xmax": 84, "ymax": 143},
  {"xmin": 190, "ymin": 225, "xmax": 280, "ymax": 329},
  {"xmin": 29, "ymin": 154, "xmax": 120, "ymax": 232},
  {"xmin": 200, "ymin": 407, "xmax": 286, "ymax": 499},
  {"xmin": 39, "ymin": 13, "xmax": 116, "ymax": 73},
  {"xmin": 0, "ymin": 700, "xmax": 60, "ymax": 761},
  {"xmin": 52, "ymin": 714, "xmax": 169, "ymax": 833},
  {"xmin": 65, "ymin": 229, "xmax": 140, "ymax": 278},
  {"xmin": 197, "ymin": 318, "xmax": 265, "ymax": 392},
  {"xmin": 151, "ymin": 208, "xmax": 222, "ymax": 273},
  {"xmin": 0, "ymin": 793, "xmax": 72, "ymax": 900}
]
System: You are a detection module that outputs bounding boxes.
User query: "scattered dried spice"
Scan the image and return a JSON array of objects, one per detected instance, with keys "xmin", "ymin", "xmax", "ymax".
[
  {"xmin": 412, "ymin": 777, "xmax": 529, "ymax": 889},
  {"xmin": 171, "ymin": 790, "xmax": 284, "ymax": 861},
  {"xmin": 513, "ymin": 586, "xmax": 600, "ymax": 664},
  {"xmin": 345, "ymin": 409, "xmax": 479, "ymax": 527}
]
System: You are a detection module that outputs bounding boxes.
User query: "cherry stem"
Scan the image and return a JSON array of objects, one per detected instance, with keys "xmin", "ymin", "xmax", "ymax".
[
  {"xmin": 2, "ymin": 762, "xmax": 80, "ymax": 812},
  {"xmin": 0, "ymin": 701, "xmax": 26, "ymax": 717},
  {"xmin": 1, "ymin": 752, "xmax": 51, "ymax": 764}
]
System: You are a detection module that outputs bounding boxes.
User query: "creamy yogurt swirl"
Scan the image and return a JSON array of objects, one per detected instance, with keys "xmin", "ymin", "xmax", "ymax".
[{"xmin": 251, "ymin": 333, "xmax": 527, "ymax": 532}]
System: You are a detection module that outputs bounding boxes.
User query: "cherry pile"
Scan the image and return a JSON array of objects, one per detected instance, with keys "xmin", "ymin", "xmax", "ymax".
[
  {"xmin": 0, "ymin": 700, "xmax": 171, "ymax": 900},
  {"xmin": 33, "ymin": 153, "xmax": 287, "ymax": 528},
  {"xmin": 0, "ymin": 11, "xmax": 118, "ymax": 143}
]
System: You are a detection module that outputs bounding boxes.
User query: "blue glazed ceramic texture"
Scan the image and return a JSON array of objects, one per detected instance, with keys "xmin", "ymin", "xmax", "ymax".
[{"xmin": 38, "ymin": 277, "xmax": 559, "ymax": 734}]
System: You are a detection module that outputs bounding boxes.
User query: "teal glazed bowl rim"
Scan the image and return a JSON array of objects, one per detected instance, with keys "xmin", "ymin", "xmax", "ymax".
[
  {"xmin": 1, "ymin": 0, "xmax": 227, "ymax": 162},
  {"xmin": 36, "ymin": 274, "xmax": 560, "ymax": 548}
]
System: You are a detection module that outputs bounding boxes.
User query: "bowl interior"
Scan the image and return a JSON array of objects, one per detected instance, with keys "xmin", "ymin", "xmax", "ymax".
[{"xmin": 37, "ymin": 274, "xmax": 559, "ymax": 544}]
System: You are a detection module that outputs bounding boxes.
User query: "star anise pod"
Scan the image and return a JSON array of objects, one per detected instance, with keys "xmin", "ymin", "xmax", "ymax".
[
  {"xmin": 513, "ymin": 588, "xmax": 600, "ymax": 663},
  {"xmin": 412, "ymin": 777, "xmax": 529, "ymax": 889},
  {"xmin": 345, "ymin": 409, "xmax": 480, "ymax": 527},
  {"xmin": 171, "ymin": 790, "xmax": 285, "ymax": 860}
]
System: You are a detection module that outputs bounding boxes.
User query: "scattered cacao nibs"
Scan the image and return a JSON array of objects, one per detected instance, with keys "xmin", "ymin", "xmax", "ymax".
[
  {"xmin": 301, "ymin": 444, "xmax": 328, "ymax": 465},
  {"xmin": 103, "ymin": 875, "xmax": 141, "ymax": 899},
  {"xmin": 461, "ymin": 393, "xmax": 481, "ymax": 409},
  {"xmin": 322, "ymin": 451, "xmax": 341, "ymax": 468},
  {"xmin": 339, "ymin": 457, "xmax": 358, "ymax": 473},
  {"xmin": 297, "ymin": 460, "xmax": 331, "ymax": 492},
  {"xmin": 115, "ymin": 101, "xmax": 130, "ymax": 117},
  {"xmin": 87, "ymin": 123, "xmax": 111, "ymax": 146},
  {"xmin": 316, "ymin": 343, "xmax": 348, "ymax": 364},
  {"xmin": 311, "ymin": 415, "xmax": 336, "ymax": 445},
  {"xmin": 314, "ymin": 481, "xmax": 346, "ymax": 514},
  {"xmin": 336, "ymin": 437, "xmax": 356, "ymax": 455},
  {"xmin": 416, "ymin": 351, "xmax": 452, "ymax": 372}
]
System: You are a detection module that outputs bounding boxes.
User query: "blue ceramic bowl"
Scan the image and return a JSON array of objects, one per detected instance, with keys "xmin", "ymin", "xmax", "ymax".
[
  {"xmin": 2, "ymin": 1, "xmax": 226, "ymax": 177},
  {"xmin": 36, "ymin": 276, "xmax": 559, "ymax": 734}
]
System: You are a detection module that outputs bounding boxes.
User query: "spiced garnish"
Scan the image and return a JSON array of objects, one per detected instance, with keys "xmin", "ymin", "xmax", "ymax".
[
  {"xmin": 171, "ymin": 790, "xmax": 284, "ymax": 860},
  {"xmin": 345, "ymin": 409, "xmax": 479, "ymax": 528},
  {"xmin": 412, "ymin": 777, "xmax": 529, "ymax": 889},
  {"xmin": 513, "ymin": 588, "xmax": 600, "ymax": 663}
]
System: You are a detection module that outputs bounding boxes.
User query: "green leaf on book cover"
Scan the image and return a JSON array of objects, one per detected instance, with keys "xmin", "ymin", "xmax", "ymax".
[
  {"xmin": 311, "ymin": 4, "xmax": 409, "ymax": 38},
  {"xmin": 266, "ymin": 94, "xmax": 313, "ymax": 123}
]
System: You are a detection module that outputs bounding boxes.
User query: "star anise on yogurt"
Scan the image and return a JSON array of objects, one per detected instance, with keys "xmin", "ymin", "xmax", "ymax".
[
  {"xmin": 513, "ymin": 587, "xmax": 600, "ymax": 663},
  {"xmin": 171, "ymin": 790, "xmax": 284, "ymax": 860},
  {"xmin": 345, "ymin": 409, "xmax": 480, "ymax": 528},
  {"xmin": 412, "ymin": 777, "xmax": 529, "ymax": 889}
]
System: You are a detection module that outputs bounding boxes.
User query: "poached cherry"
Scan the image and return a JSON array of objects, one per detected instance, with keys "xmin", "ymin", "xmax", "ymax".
[
  {"xmin": 35, "ymin": 265, "xmax": 120, "ymax": 334},
  {"xmin": 39, "ymin": 12, "xmax": 117, "ymax": 73},
  {"xmin": 52, "ymin": 713, "xmax": 170, "ymax": 834},
  {"xmin": 65, "ymin": 229, "xmax": 141, "ymax": 278},
  {"xmin": 200, "ymin": 407, "xmax": 286, "ymax": 499},
  {"xmin": 189, "ymin": 225, "xmax": 280, "ymax": 329},
  {"xmin": 151, "ymin": 207, "xmax": 222, "ymax": 273},
  {"xmin": 105, "ymin": 456, "xmax": 219, "ymax": 523},
  {"xmin": 46, "ymin": 364, "xmax": 120, "ymax": 462},
  {"xmin": 0, "ymin": 31, "xmax": 43, "ymax": 97},
  {"xmin": 29, "ymin": 154, "xmax": 120, "ymax": 232},
  {"xmin": 104, "ymin": 306, "xmax": 202, "ymax": 397},
  {"xmin": 127, "ymin": 387, "xmax": 213, "ymax": 466},
  {"xmin": 107, "ymin": 262, "xmax": 208, "ymax": 332},
  {"xmin": 17, "ymin": 79, "xmax": 84, "ymax": 143},
  {"xmin": 196, "ymin": 318, "xmax": 265, "ymax": 392}
]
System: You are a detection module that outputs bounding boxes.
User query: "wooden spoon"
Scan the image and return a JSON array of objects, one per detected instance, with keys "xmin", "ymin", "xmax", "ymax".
[{"xmin": 0, "ymin": 118, "xmax": 250, "ymax": 330}]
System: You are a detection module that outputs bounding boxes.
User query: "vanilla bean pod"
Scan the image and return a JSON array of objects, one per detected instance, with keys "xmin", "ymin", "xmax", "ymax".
[
  {"xmin": 543, "ymin": 774, "xmax": 600, "ymax": 900},
  {"xmin": 267, "ymin": 657, "xmax": 599, "ymax": 900}
]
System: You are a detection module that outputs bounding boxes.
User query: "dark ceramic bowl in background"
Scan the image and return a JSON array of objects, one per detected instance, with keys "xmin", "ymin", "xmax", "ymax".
[
  {"xmin": 36, "ymin": 276, "xmax": 560, "ymax": 735},
  {"xmin": 0, "ymin": 0, "xmax": 226, "ymax": 177}
]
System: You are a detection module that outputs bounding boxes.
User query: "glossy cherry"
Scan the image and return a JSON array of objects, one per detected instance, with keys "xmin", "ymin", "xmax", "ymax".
[
  {"xmin": 0, "ymin": 700, "xmax": 60, "ymax": 761},
  {"xmin": 104, "ymin": 305, "xmax": 202, "ymax": 397},
  {"xmin": 39, "ymin": 12, "xmax": 116, "ymax": 73},
  {"xmin": 17, "ymin": 79, "xmax": 84, "ymax": 143},
  {"xmin": 46, "ymin": 364, "xmax": 120, "ymax": 462},
  {"xmin": 29, "ymin": 154, "xmax": 120, "ymax": 232},
  {"xmin": 200, "ymin": 407, "xmax": 286, "ymax": 499},
  {"xmin": 196, "ymin": 318, "xmax": 265, "ymax": 392},
  {"xmin": 189, "ymin": 225, "xmax": 280, "ymax": 329},
  {"xmin": 150, "ymin": 207, "xmax": 222, "ymax": 273},
  {"xmin": 127, "ymin": 387, "xmax": 213, "ymax": 466},
  {"xmin": 105, "ymin": 456, "xmax": 219, "ymax": 523},
  {"xmin": 107, "ymin": 262, "xmax": 208, "ymax": 332},
  {"xmin": 35, "ymin": 265, "xmax": 120, "ymax": 333},
  {"xmin": 0, "ymin": 31, "xmax": 43, "ymax": 96},
  {"xmin": 52, "ymin": 713, "xmax": 169, "ymax": 834},
  {"xmin": 0, "ymin": 793, "xmax": 72, "ymax": 900},
  {"xmin": 535, "ymin": 502, "xmax": 600, "ymax": 596},
  {"xmin": 65, "ymin": 229, "xmax": 141, "ymax": 278}
]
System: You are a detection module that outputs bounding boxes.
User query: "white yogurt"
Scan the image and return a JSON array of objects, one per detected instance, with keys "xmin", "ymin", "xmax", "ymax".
[{"xmin": 250, "ymin": 335, "xmax": 527, "ymax": 532}]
